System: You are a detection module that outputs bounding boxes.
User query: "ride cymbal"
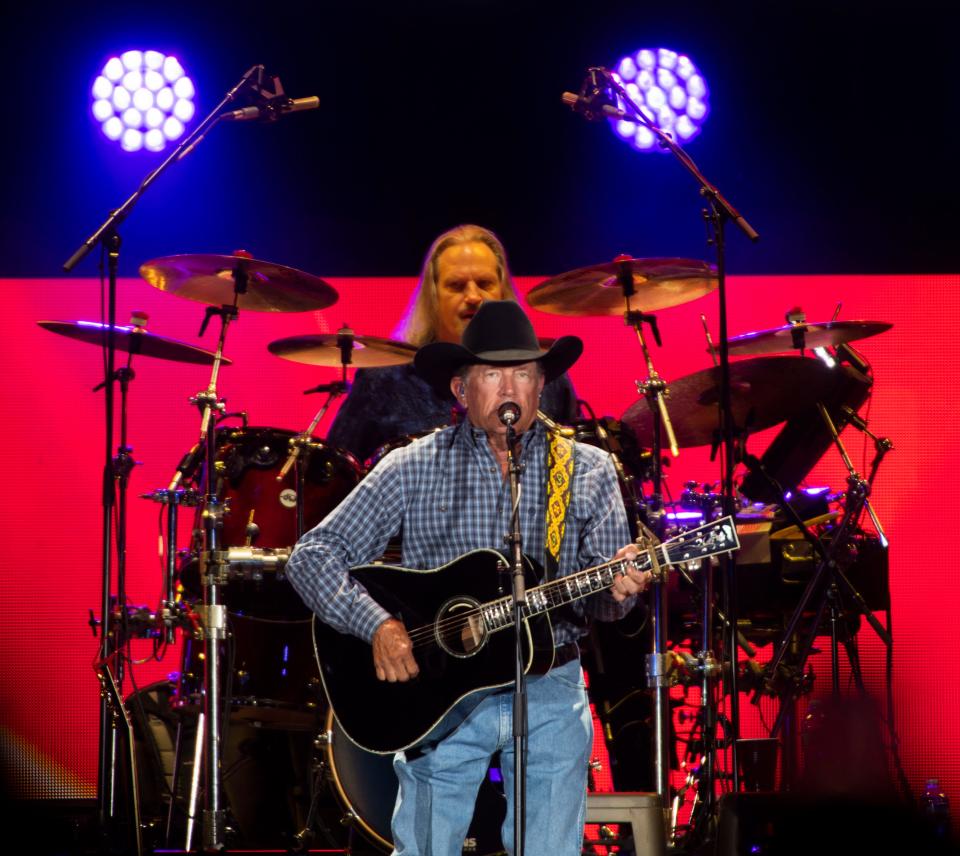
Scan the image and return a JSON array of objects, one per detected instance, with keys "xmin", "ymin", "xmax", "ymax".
[
  {"xmin": 622, "ymin": 356, "xmax": 842, "ymax": 449},
  {"xmin": 38, "ymin": 320, "xmax": 232, "ymax": 366},
  {"xmin": 528, "ymin": 257, "xmax": 717, "ymax": 316},
  {"xmin": 268, "ymin": 333, "xmax": 417, "ymax": 368},
  {"xmin": 139, "ymin": 253, "xmax": 338, "ymax": 312},
  {"xmin": 724, "ymin": 320, "xmax": 892, "ymax": 356}
]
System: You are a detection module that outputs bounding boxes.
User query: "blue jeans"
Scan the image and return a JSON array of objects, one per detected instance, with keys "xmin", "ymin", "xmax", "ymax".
[{"xmin": 390, "ymin": 658, "xmax": 593, "ymax": 856}]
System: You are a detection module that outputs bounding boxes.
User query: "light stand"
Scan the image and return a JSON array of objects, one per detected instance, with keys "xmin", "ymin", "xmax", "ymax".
[
  {"xmin": 600, "ymin": 66, "xmax": 759, "ymax": 807},
  {"xmin": 62, "ymin": 64, "xmax": 269, "ymax": 850},
  {"xmin": 566, "ymin": 66, "xmax": 760, "ymax": 842}
]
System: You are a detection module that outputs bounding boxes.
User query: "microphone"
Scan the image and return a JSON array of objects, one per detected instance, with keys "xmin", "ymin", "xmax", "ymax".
[
  {"xmin": 167, "ymin": 442, "xmax": 203, "ymax": 491},
  {"xmin": 561, "ymin": 91, "xmax": 631, "ymax": 122},
  {"xmin": 221, "ymin": 96, "xmax": 320, "ymax": 122},
  {"xmin": 497, "ymin": 401, "xmax": 521, "ymax": 426}
]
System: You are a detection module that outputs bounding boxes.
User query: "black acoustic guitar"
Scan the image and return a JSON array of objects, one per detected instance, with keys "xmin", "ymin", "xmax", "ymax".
[{"xmin": 313, "ymin": 517, "xmax": 739, "ymax": 753}]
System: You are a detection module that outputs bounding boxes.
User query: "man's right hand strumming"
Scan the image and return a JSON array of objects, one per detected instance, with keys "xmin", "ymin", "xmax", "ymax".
[{"xmin": 372, "ymin": 617, "xmax": 419, "ymax": 682}]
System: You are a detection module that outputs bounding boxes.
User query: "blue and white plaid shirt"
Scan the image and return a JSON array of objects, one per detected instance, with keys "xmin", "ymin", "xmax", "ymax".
[{"xmin": 286, "ymin": 420, "xmax": 635, "ymax": 646}]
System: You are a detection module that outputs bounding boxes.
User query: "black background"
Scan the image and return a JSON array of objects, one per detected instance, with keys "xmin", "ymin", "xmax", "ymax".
[{"xmin": 3, "ymin": 0, "xmax": 957, "ymax": 279}]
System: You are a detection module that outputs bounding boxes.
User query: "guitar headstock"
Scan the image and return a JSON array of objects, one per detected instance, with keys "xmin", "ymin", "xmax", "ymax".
[{"xmin": 663, "ymin": 516, "xmax": 740, "ymax": 567}]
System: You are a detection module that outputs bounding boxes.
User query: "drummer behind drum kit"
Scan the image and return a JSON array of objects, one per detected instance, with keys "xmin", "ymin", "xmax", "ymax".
[{"xmin": 42, "ymin": 249, "xmax": 893, "ymax": 852}]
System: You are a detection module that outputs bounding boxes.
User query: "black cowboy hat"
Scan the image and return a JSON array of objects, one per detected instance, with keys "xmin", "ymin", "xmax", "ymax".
[{"xmin": 414, "ymin": 300, "xmax": 583, "ymax": 389}]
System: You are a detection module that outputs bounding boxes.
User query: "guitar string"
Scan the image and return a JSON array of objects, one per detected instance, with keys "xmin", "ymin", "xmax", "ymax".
[
  {"xmin": 400, "ymin": 561, "xmax": 627, "ymax": 649},
  {"xmin": 402, "ymin": 552, "xmax": 655, "ymax": 649},
  {"xmin": 395, "ymin": 528, "xmax": 732, "ymax": 649}
]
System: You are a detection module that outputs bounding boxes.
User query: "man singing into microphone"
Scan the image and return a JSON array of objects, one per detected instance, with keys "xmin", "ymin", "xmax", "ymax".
[{"xmin": 286, "ymin": 300, "xmax": 651, "ymax": 855}]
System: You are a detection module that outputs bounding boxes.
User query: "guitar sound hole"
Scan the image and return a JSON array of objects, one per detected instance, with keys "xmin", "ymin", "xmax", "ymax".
[{"xmin": 435, "ymin": 597, "xmax": 487, "ymax": 658}]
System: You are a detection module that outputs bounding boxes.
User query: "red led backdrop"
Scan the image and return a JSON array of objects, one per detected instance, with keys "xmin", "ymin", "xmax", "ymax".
[{"xmin": 1, "ymin": 273, "xmax": 957, "ymax": 822}]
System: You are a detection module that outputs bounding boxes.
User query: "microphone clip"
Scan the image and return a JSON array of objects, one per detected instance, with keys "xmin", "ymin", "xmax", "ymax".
[
  {"xmin": 576, "ymin": 67, "xmax": 619, "ymax": 121},
  {"xmin": 240, "ymin": 68, "xmax": 294, "ymax": 121}
]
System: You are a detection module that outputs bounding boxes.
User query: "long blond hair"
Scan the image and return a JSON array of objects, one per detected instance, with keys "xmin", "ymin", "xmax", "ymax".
[{"xmin": 396, "ymin": 224, "xmax": 520, "ymax": 346}]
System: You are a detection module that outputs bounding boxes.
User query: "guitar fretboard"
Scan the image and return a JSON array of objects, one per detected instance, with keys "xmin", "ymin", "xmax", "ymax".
[{"xmin": 479, "ymin": 517, "xmax": 738, "ymax": 633}]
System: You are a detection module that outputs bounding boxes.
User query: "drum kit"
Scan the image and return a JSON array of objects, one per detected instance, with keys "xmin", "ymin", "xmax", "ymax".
[{"xmin": 43, "ymin": 248, "xmax": 893, "ymax": 852}]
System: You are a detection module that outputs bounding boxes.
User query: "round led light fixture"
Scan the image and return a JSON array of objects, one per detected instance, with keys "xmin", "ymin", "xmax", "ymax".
[
  {"xmin": 610, "ymin": 48, "xmax": 709, "ymax": 152},
  {"xmin": 91, "ymin": 50, "xmax": 196, "ymax": 152}
]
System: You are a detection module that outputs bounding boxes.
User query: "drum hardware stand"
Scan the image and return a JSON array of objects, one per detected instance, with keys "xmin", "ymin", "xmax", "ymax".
[
  {"xmin": 701, "ymin": 314, "xmax": 719, "ymax": 368},
  {"xmin": 184, "ymin": 291, "xmax": 244, "ymax": 852},
  {"xmin": 93, "ymin": 318, "xmax": 145, "ymax": 850},
  {"xmin": 166, "ymin": 280, "xmax": 242, "ymax": 852},
  {"xmin": 741, "ymin": 403, "xmax": 892, "ymax": 786},
  {"xmin": 279, "ymin": 324, "xmax": 355, "ymax": 539},
  {"xmin": 610, "ymin": 256, "xmax": 680, "ymax": 832},
  {"xmin": 162, "ymin": 489, "xmax": 187, "ymax": 646},
  {"xmin": 93, "ymin": 337, "xmax": 143, "ymax": 688},
  {"xmin": 839, "ymin": 405, "xmax": 893, "ymax": 534},
  {"xmin": 140, "ymin": 487, "xmax": 202, "ymax": 647},
  {"xmin": 290, "ymin": 731, "xmax": 347, "ymax": 852}
]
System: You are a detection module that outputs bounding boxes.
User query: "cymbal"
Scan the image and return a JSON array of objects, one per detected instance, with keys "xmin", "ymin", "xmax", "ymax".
[
  {"xmin": 38, "ymin": 320, "xmax": 232, "ymax": 366},
  {"xmin": 527, "ymin": 257, "xmax": 717, "ymax": 316},
  {"xmin": 724, "ymin": 320, "xmax": 892, "ymax": 356},
  {"xmin": 622, "ymin": 356, "xmax": 840, "ymax": 448},
  {"xmin": 139, "ymin": 253, "xmax": 338, "ymax": 312},
  {"xmin": 268, "ymin": 334, "xmax": 417, "ymax": 368}
]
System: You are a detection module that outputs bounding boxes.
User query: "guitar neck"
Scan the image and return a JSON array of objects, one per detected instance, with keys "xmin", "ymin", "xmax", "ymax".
[{"xmin": 478, "ymin": 516, "xmax": 739, "ymax": 634}]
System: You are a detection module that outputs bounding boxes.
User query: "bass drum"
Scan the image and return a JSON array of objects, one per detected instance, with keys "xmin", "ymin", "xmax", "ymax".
[
  {"xmin": 179, "ymin": 613, "xmax": 324, "ymax": 729},
  {"xmin": 182, "ymin": 426, "xmax": 362, "ymax": 618},
  {"xmin": 325, "ymin": 710, "xmax": 505, "ymax": 854}
]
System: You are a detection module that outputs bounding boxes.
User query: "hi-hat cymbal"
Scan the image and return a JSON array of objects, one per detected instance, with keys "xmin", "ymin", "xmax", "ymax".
[
  {"xmin": 622, "ymin": 356, "xmax": 840, "ymax": 449},
  {"xmin": 139, "ymin": 253, "xmax": 338, "ymax": 312},
  {"xmin": 268, "ymin": 334, "xmax": 417, "ymax": 368},
  {"xmin": 528, "ymin": 257, "xmax": 718, "ymax": 316},
  {"xmin": 724, "ymin": 320, "xmax": 893, "ymax": 356},
  {"xmin": 38, "ymin": 320, "xmax": 232, "ymax": 366}
]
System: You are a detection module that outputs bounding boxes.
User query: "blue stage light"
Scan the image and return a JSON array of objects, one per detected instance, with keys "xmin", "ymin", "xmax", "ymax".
[
  {"xmin": 611, "ymin": 47, "xmax": 710, "ymax": 152},
  {"xmin": 92, "ymin": 50, "xmax": 196, "ymax": 152}
]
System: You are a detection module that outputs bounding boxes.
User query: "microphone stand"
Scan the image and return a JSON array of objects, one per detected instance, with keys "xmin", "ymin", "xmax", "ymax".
[
  {"xmin": 612, "ymin": 256, "xmax": 679, "ymax": 833},
  {"xmin": 596, "ymin": 71, "xmax": 759, "ymax": 811},
  {"xmin": 61, "ymin": 64, "xmax": 266, "ymax": 850},
  {"xmin": 572, "ymin": 66, "xmax": 760, "ymax": 839},
  {"xmin": 504, "ymin": 420, "xmax": 527, "ymax": 856}
]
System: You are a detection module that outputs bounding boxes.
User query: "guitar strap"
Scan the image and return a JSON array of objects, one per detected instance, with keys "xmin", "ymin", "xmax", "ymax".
[{"xmin": 544, "ymin": 429, "xmax": 574, "ymax": 581}]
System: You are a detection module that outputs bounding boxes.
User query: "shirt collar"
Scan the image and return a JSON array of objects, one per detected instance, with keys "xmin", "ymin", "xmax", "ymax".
[{"xmin": 458, "ymin": 418, "xmax": 546, "ymax": 453}]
